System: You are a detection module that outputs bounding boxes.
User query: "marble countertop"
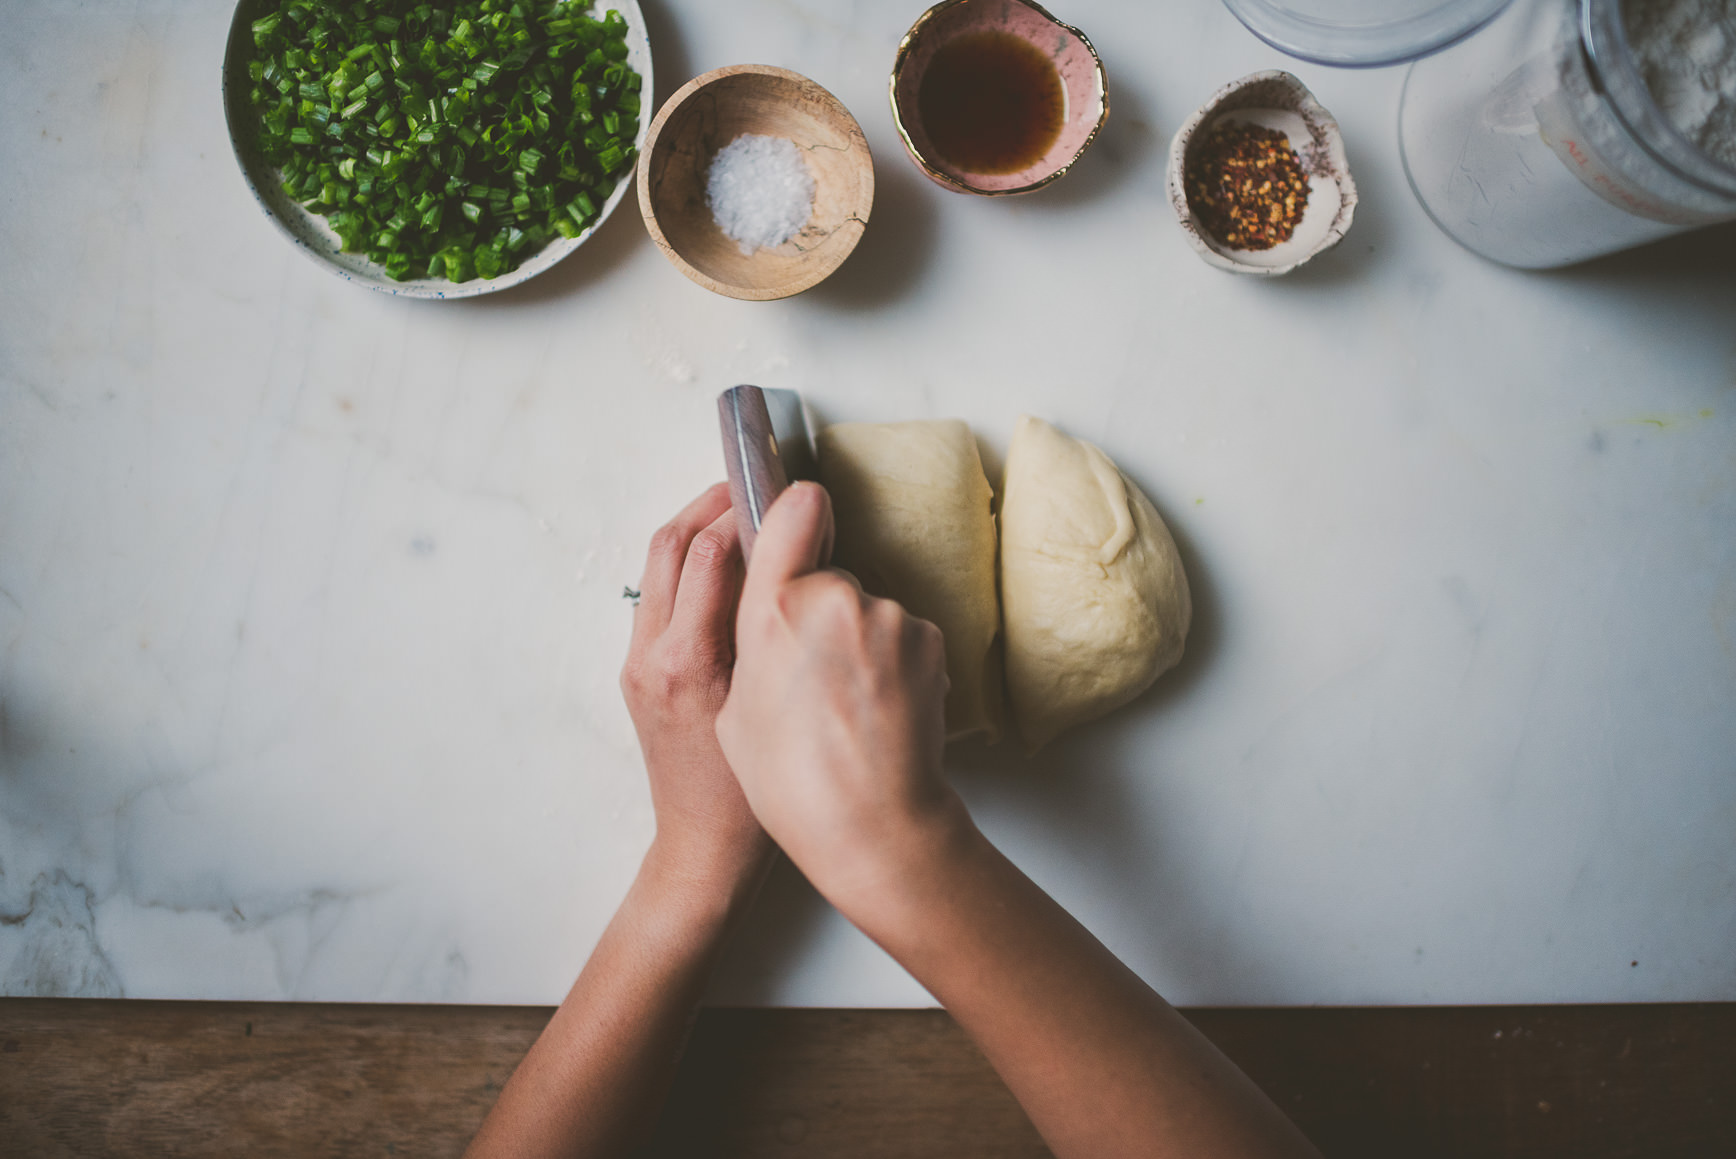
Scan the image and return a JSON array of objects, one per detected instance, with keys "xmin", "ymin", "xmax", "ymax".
[{"xmin": 2, "ymin": 0, "xmax": 1732, "ymax": 1007}]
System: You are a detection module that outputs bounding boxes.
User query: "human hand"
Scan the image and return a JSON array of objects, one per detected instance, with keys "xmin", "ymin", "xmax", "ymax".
[
  {"xmin": 707, "ymin": 499, "xmax": 1324, "ymax": 1159},
  {"xmin": 715, "ymin": 483, "xmax": 967, "ymax": 907},
  {"xmin": 621, "ymin": 483, "xmax": 772, "ymax": 888}
]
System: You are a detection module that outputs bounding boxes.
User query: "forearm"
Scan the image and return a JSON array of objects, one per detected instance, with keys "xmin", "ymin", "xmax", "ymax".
[
  {"xmin": 465, "ymin": 839, "xmax": 766, "ymax": 1159},
  {"xmin": 718, "ymin": 486, "xmax": 1313, "ymax": 1156},
  {"xmin": 830, "ymin": 812, "xmax": 1319, "ymax": 1159}
]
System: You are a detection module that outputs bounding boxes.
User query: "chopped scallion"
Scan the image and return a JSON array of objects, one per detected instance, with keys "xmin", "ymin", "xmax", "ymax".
[{"xmin": 247, "ymin": 0, "xmax": 640, "ymax": 282}]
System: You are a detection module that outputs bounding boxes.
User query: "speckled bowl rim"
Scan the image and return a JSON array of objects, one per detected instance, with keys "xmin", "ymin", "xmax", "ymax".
[
  {"xmin": 220, "ymin": 0, "xmax": 653, "ymax": 299},
  {"xmin": 889, "ymin": 0, "xmax": 1109, "ymax": 197},
  {"xmin": 1164, "ymin": 69, "xmax": 1358, "ymax": 278}
]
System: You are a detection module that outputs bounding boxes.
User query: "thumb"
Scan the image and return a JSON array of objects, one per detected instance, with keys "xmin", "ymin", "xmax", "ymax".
[{"xmin": 743, "ymin": 482, "xmax": 834, "ymax": 601}]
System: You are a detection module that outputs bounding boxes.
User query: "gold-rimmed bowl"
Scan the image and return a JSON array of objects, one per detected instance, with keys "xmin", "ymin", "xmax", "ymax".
[{"xmin": 890, "ymin": 0, "xmax": 1107, "ymax": 196}]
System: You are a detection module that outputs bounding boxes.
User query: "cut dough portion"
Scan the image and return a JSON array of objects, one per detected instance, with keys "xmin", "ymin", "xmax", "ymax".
[
  {"xmin": 999, "ymin": 415, "xmax": 1190, "ymax": 751},
  {"xmin": 818, "ymin": 420, "xmax": 1003, "ymax": 742}
]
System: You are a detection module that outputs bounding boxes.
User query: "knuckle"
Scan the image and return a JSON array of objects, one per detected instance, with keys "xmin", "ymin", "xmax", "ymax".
[
  {"xmin": 821, "ymin": 573, "xmax": 861, "ymax": 607},
  {"xmin": 922, "ymin": 623, "xmax": 949, "ymax": 674},
  {"xmin": 915, "ymin": 615, "xmax": 945, "ymax": 655},
  {"xmin": 769, "ymin": 582, "xmax": 807, "ymax": 623},
  {"xmin": 825, "ymin": 581, "xmax": 872, "ymax": 629},
  {"xmin": 790, "ymin": 573, "xmax": 847, "ymax": 617},
  {"xmin": 660, "ymin": 637, "xmax": 704, "ymax": 680},
  {"xmin": 621, "ymin": 649, "xmax": 679, "ymax": 703},
  {"xmin": 867, "ymin": 596, "xmax": 905, "ymax": 634},
  {"xmin": 685, "ymin": 525, "xmax": 735, "ymax": 573},
  {"xmin": 619, "ymin": 656, "xmax": 648, "ymax": 700},
  {"xmin": 650, "ymin": 661, "xmax": 689, "ymax": 704},
  {"xmin": 647, "ymin": 523, "xmax": 687, "ymax": 562}
]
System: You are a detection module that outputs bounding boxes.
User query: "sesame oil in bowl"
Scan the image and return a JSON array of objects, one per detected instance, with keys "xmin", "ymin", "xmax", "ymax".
[
  {"xmin": 918, "ymin": 30, "xmax": 1066, "ymax": 176},
  {"xmin": 891, "ymin": 0, "xmax": 1107, "ymax": 196}
]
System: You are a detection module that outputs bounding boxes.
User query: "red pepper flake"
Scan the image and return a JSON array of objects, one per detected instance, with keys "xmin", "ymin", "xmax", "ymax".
[{"xmin": 1184, "ymin": 120, "xmax": 1311, "ymax": 251}]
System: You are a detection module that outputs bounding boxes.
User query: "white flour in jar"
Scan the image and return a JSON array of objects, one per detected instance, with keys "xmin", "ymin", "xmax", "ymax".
[
  {"xmin": 1625, "ymin": 0, "xmax": 1736, "ymax": 168},
  {"xmin": 1398, "ymin": 0, "xmax": 1736, "ymax": 266}
]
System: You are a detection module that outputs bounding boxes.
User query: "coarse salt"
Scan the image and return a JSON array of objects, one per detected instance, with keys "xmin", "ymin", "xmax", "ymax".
[{"xmin": 706, "ymin": 134, "xmax": 816, "ymax": 255}]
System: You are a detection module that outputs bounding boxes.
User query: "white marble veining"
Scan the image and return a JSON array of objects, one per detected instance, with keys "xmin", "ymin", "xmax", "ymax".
[{"xmin": 1, "ymin": 0, "xmax": 1733, "ymax": 1007}]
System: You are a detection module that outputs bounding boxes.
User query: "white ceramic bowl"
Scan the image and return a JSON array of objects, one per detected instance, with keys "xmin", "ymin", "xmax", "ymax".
[
  {"xmin": 1166, "ymin": 70, "xmax": 1357, "ymax": 278},
  {"xmin": 221, "ymin": 0, "xmax": 653, "ymax": 299}
]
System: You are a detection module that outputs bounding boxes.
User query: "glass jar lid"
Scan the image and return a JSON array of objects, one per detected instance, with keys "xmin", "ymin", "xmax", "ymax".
[{"xmin": 1219, "ymin": 0, "xmax": 1514, "ymax": 67}]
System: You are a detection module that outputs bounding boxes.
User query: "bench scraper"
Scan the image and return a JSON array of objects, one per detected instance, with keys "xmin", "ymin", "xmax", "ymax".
[{"xmin": 718, "ymin": 385, "xmax": 817, "ymax": 562}]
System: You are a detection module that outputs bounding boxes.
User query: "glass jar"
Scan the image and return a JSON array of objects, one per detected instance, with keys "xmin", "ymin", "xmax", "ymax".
[
  {"xmin": 1398, "ymin": 0, "xmax": 1736, "ymax": 268},
  {"xmin": 1221, "ymin": 0, "xmax": 1513, "ymax": 68}
]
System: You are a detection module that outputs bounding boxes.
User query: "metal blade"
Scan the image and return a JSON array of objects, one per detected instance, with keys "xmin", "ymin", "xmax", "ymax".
[{"xmin": 761, "ymin": 387, "xmax": 817, "ymax": 482}]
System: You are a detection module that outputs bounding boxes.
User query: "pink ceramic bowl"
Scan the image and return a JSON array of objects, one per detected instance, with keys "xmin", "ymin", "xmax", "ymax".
[{"xmin": 890, "ymin": 0, "xmax": 1108, "ymax": 196}]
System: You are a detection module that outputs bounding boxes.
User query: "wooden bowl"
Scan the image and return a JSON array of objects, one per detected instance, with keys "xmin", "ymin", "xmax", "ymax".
[{"xmin": 637, "ymin": 65, "xmax": 874, "ymax": 300}]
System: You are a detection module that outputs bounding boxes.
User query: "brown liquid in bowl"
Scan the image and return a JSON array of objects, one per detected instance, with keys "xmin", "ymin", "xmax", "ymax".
[{"xmin": 916, "ymin": 30, "xmax": 1064, "ymax": 176}]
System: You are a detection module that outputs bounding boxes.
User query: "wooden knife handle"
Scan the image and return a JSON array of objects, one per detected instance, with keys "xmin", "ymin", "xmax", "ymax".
[{"xmin": 718, "ymin": 385, "xmax": 789, "ymax": 563}]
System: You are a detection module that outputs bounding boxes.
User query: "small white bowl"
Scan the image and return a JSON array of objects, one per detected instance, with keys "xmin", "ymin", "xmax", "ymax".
[
  {"xmin": 1165, "ymin": 70, "xmax": 1356, "ymax": 277},
  {"xmin": 220, "ymin": 0, "xmax": 653, "ymax": 299}
]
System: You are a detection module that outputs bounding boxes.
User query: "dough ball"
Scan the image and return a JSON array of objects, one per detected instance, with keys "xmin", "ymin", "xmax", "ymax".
[
  {"xmin": 818, "ymin": 420, "xmax": 1003, "ymax": 742},
  {"xmin": 999, "ymin": 415, "xmax": 1190, "ymax": 751}
]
